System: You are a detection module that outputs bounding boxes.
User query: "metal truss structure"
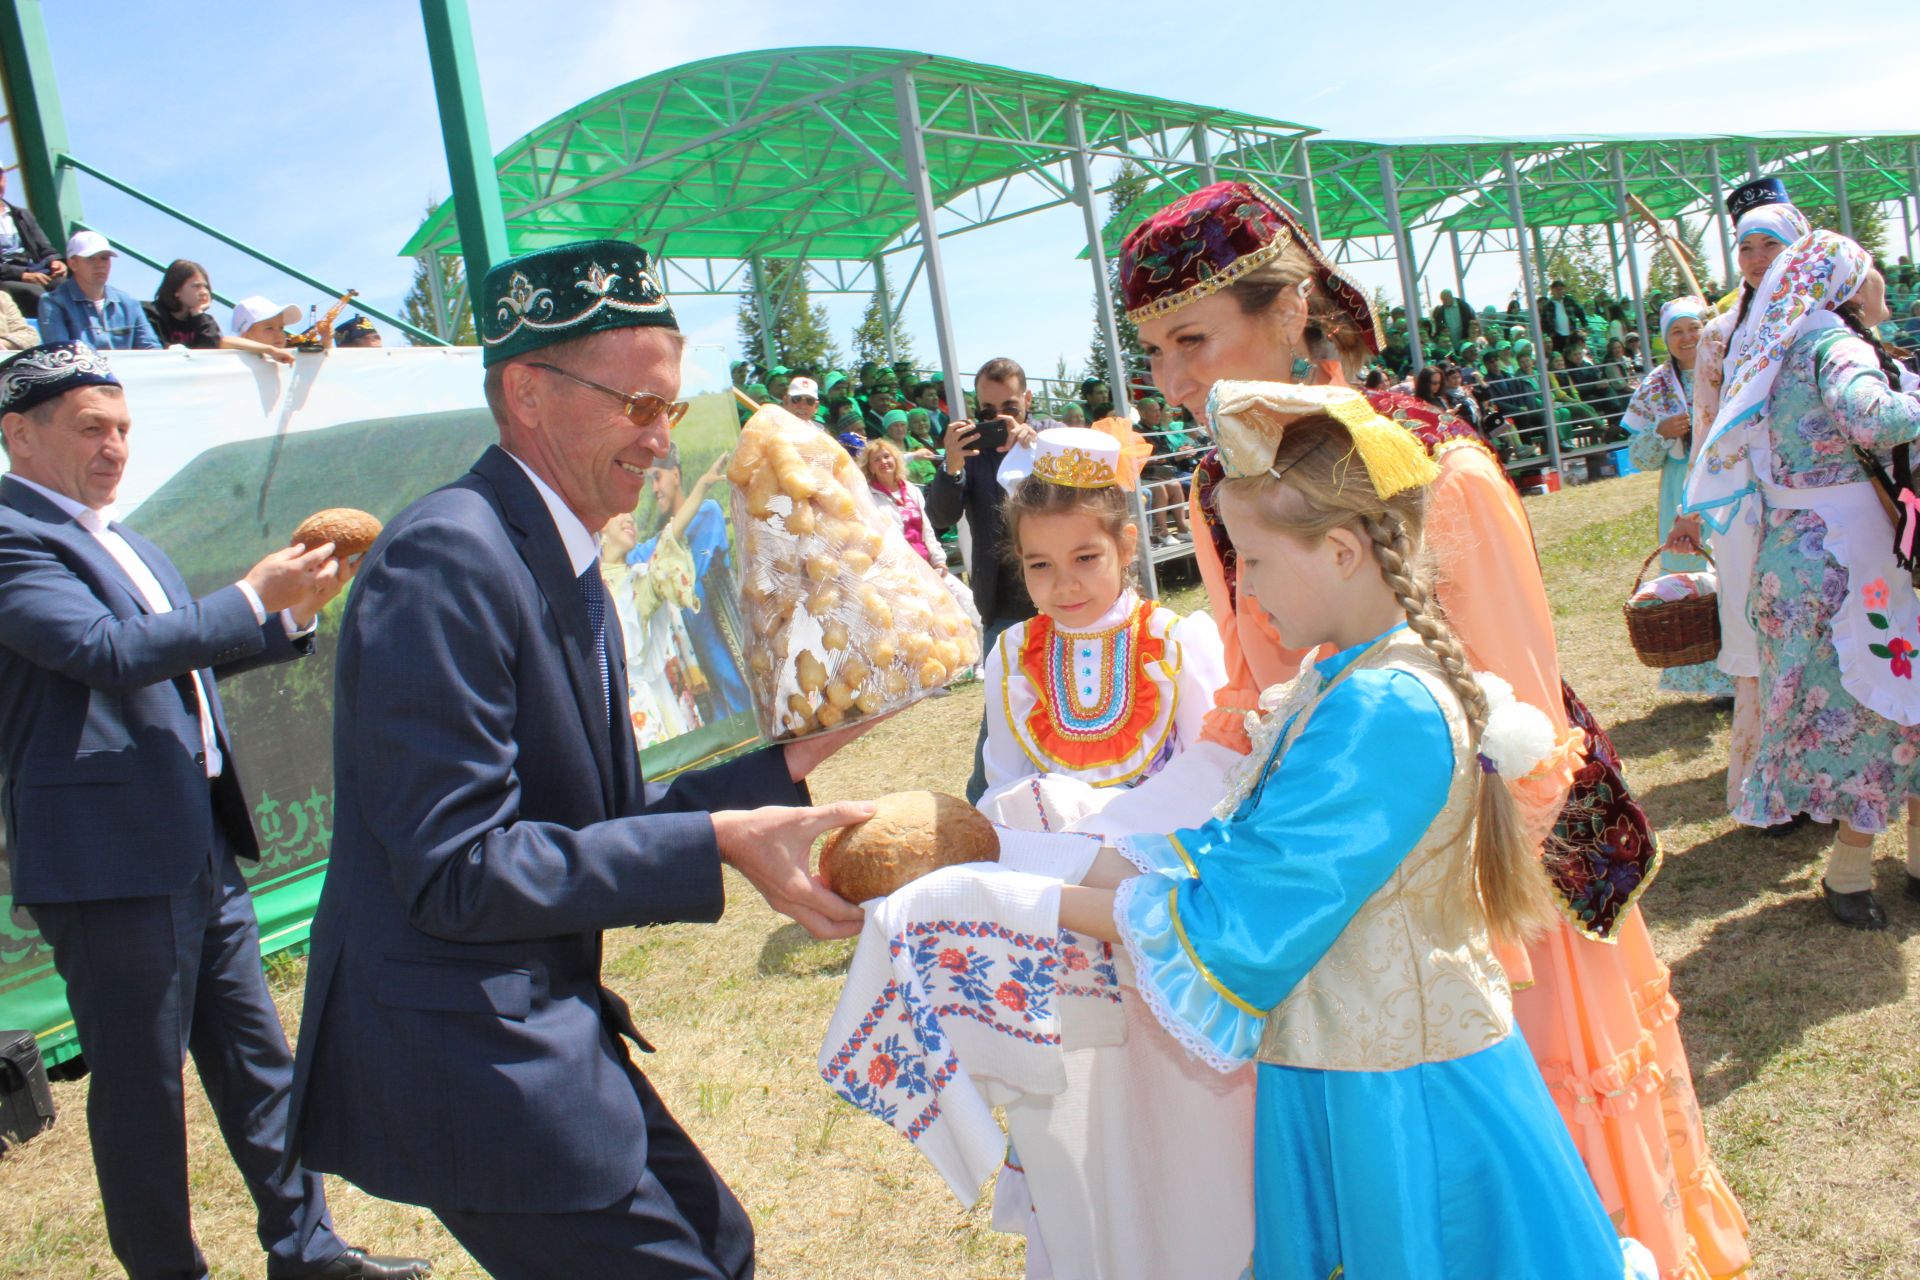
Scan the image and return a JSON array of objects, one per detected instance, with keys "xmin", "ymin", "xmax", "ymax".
[{"xmin": 401, "ymin": 44, "xmax": 1315, "ymax": 430}]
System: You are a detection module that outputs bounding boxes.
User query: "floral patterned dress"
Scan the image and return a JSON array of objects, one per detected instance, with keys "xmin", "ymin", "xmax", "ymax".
[
  {"xmin": 1743, "ymin": 331, "xmax": 1920, "ymax": 832},
  {"xmin": 1624, "ymin": 364, "xmax": 1735, "ymax": 696}
]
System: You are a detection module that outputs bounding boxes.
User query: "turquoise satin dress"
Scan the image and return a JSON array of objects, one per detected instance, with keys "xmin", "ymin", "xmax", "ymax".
[{"xmin": 1116, "ymin": 630, "xmax": 1656, "ymax": 1280}]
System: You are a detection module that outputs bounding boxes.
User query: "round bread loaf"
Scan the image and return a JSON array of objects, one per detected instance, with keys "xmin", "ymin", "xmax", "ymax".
[
  {"xmin": 819, "ymin": 790, "xmax": 999, "ymax": 902},
  {"xmin": 291, "ymin": 508, "xmax": 382, "ymax": 559}
]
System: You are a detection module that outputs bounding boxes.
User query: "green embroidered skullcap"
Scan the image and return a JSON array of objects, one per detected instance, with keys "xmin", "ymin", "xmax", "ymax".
[{"xmin": 479, "ymin": 239, "xmax": 675, "ymax": 366}]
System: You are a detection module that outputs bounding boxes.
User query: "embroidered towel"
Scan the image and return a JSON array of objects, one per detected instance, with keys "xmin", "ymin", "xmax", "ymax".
[{"xmin": 819, "ymin": 864, "xmax": 1124, "ymax": 1204}]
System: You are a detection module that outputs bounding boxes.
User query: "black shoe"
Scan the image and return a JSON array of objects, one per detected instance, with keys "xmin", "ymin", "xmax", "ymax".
[
  {"xmin": 1823, "ymin": 882, "xmax": 1889, "ymax": 931},
  {"xmin": 1763, "ymin": 813, "xmax": 1812, "ymax": 838},
  {"xmin": 1905, "ymin": 873, "xmax": 1920, "ymax": 903},
  {"xmin": 296, "ymin": 1248, "xmax": 433, "ymax": 1280}
]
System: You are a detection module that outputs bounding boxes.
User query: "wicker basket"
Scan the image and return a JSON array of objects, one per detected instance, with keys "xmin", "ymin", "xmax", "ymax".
[{"xmin": 1623, "ymin": 548, "xmax": 1722, "ymax": 669}]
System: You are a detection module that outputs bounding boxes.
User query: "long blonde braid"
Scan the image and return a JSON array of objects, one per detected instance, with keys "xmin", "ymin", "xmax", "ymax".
[
  {"xmin": 1218, "ymin": 416, "xmax": 1553, "ymax": 944},
  {"xmin": 1362, "ymin": 510, "xmax": 1488, "ymax": 735},
  {"xmin": 1362, "ymin": 510, "xmax": 1552, "ymax": 942}
]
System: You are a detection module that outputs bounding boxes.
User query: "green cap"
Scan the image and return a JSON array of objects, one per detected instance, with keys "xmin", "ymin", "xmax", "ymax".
[
  {"xmin": 479, "ymin": 239, "xmax": 675, "ymax": 366},
  {"xmin": 881, "ymin": 408, "xmax": 909, "ymax": 429},
  {"xmin": 745, "ymin": 382, "xmax": 769, "ymax": 400}
]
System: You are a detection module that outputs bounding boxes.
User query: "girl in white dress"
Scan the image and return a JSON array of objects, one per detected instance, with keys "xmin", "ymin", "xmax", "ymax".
[
  {"xmin": 978, "ymin": 427, "xmax": 1227, "ymax": 832},
  {"xmin": 977, "ymin": 427, "xmax": 1247, "ymax": 1280}
]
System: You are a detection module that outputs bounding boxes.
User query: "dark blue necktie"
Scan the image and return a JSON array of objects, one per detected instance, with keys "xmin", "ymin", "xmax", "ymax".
[{"xmin": 578, "ymin": 565, "xmax": 611, "ymax": 726}]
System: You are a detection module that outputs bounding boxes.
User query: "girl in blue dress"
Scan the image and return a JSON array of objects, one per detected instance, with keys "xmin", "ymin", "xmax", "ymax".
[{"xmin": 1056, "ymin": 383, "xmax": 1656, "ymax": 1280}]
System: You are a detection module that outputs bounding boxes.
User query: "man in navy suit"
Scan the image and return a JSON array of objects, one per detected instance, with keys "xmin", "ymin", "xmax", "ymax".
[
  {"xmin": 0, "ymin": 342, "xmax": 431, "ymax": 1280},
  {"xmin": 286, "ymin": 242, "xmax": 872, "ymax": 1278}
]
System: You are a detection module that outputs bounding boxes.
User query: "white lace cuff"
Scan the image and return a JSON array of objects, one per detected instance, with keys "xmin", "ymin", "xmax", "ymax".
[{"xmin": 1114, "ymin": 874, "xmax": 1263, "ymax": 1075}]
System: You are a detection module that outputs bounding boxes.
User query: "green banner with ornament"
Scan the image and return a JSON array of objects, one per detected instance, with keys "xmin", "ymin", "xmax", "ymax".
[{"xmin": 0, "ymin": 353, "xmax": 757, "ymax": 1066}]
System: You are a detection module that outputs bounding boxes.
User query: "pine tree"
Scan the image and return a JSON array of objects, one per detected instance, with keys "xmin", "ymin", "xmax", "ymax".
[
  {"xmin": 1084, "ymin": 163, "xmax": 1152, "ymax": 391},
  {"xmin": 1646, "ymin": 216, "xmax": 1713, "ymax": 298},
  {"xmin": 736, "ymin": 257, "xmax": 845, "ymax": 374},
  {"xmin": 849, "ymin": 260, "xmax": 915, "ymax": 368},
  {"xmin": 1538, "ymin": 227, "xmax": 1614, "ymax": 307},
  {"xmin": 400, "ymin": 210, "xmax": 478, "ymax": 344},
  {"xmin": 1803, "ymin": 201, "xmax": 1890, "ymax": 263}
]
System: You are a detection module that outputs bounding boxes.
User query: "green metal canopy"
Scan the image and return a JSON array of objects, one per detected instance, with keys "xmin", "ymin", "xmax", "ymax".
[
  {"xmin": 401, "ymin": 46, "xmax": 1316, "ymax": 266},
  {"xmin": 1092, "ymin": 131, "xmax": 1920, "ymax": 250}
]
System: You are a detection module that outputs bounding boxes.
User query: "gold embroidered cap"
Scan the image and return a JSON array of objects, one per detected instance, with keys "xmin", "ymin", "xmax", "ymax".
[
  {"xmin": 1206, "ymin": 380, "xmax": 1440, "ymax": 498},
  {"xmin": 1029, "ymin": 426, "xmax": 1123, "ymax": 489}
]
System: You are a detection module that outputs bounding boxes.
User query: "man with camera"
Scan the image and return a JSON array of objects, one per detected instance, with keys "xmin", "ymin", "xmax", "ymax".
[{"xmin": 924, "ymin": 356, "xmax": 1048, "ymax": 802}]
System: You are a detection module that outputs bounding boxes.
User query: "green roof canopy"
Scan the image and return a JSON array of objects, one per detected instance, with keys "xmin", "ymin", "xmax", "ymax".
[
  {"xmin": 402, "ymin": 46, "xmax": 1315, "ymax": 266},
  {"xmin": 1090, "ymin": 131, "xmax": 1920, "ymax": 253}
]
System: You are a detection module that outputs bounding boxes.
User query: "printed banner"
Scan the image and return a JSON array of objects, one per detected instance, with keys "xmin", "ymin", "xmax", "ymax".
[{"xmin": 0, "ymin": 347, "xmax": 758, "ymax": 1063}]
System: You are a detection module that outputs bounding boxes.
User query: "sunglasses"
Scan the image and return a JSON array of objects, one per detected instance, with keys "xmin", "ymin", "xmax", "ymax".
[{"xmin": 528, "ymin": 361, "xmax": 690, "ymax": 431}]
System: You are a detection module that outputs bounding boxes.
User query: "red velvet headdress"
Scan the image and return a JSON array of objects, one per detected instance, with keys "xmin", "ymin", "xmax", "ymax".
[{"xmin": 1118, "ymin": 181, "xmax": 1383, "ymax": 353}]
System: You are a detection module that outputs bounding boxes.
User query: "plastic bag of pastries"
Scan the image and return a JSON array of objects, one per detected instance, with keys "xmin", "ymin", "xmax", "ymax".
[{"xmin": 728, "ymin": 404, "xmax": 982, "ymax": 741}]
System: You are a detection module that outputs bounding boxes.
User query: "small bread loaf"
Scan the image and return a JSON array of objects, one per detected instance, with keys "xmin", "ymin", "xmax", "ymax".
[
  {"xmin": 291, "ymin": 508, "xmax": 382, "ymax": 558},
  {"xmin": 819, "ymin": 791, "xmax": 999, "ymax": 902}
]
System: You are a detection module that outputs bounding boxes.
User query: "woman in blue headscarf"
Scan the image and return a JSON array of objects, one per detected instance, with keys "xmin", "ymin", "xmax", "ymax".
[{"xmin": 1624, "ymin": 297, "xmax": 1733, "ymax": 695}]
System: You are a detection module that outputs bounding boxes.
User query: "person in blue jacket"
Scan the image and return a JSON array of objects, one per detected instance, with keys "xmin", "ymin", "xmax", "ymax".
[
  {"xmin": 0, "ymin": 341, "xmax": 427, "ymax": 1279},
  {"xmin": 35, "ymin": 231, "xmax": 161, "ymax": 351},
  {"xmin": 285, "ymin": 241, "xmax": 875, "ymax": 1280}
]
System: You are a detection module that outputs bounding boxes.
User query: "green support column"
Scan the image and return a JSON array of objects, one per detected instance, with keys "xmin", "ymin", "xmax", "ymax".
[
  {"xmin": 0, "ymin": 0, "xmax": 82, "ymax": 239},
  {"xmin": 420, "ymin": 0, "xmax": 509, "ymax": 286}
]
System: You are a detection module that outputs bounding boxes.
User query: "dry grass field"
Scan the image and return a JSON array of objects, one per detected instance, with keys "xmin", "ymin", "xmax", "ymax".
[{"xmin": 5, "ymin": 468, "xmax": 1920, "ymax": 1277}]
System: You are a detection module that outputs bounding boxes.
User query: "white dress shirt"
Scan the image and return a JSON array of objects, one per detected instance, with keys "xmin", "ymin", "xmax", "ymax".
[
  {"xmin": 505, "ymin": 450, "xmax": 600, "ymax": 576},
  {"xmin": 10, "ymin": 474, "xmax": 298, "ymax": 778}
]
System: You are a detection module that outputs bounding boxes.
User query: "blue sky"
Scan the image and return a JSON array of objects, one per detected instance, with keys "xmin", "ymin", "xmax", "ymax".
[{"xmin": 24, "ymin": 1, "xmax": 1917, "ymax": 392}]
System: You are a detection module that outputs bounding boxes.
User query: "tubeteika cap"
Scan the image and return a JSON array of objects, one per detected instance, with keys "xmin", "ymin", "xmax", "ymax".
[
  {"xmin": 1725, "ymin": 176, "xmax": 1790, "ymax": 222},
  {"xmin": 479, "ymin": 239, "xmax": 675, "ymax": 366},
  {"xmin": 0, "ymin": 341, "xmax": 120, "ymax": 417}
]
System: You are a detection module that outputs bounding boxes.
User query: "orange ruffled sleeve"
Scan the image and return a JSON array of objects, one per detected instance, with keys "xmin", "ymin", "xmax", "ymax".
[{"xmin": 1189, "ymin": 483, "xmax": 1317, "ymax": 753}]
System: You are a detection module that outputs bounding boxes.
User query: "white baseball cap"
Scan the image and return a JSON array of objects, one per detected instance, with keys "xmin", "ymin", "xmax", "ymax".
[
  {"xmin": 231, "ymin": 295, "xmax": 302, "ymax": 335},
  {"xmin": 786, "ymin": 376, "xmax": 820, "ymax": 400},
  {"xmin": 64, "ymin": 230, "xmax": 115, "ymax": 259}
]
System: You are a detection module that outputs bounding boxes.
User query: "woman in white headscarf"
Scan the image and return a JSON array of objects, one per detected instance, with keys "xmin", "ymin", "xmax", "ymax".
[
  {"xmin": 1685, "ymin": 229, "xmax": 1920, "ymax": 929},
  {"xmin": 1671, "ymin": 200, "xmax": 1814, "ymax": 814},
  {"xmin": 1624, "ymin": 296, "xmax": 1732, "ymax": 695}
]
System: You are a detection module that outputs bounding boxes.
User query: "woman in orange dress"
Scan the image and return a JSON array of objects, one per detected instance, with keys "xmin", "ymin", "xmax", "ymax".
[{"xmin": 1116, "ymin": 180, "xmax": 1750, "ymax": 1279}]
